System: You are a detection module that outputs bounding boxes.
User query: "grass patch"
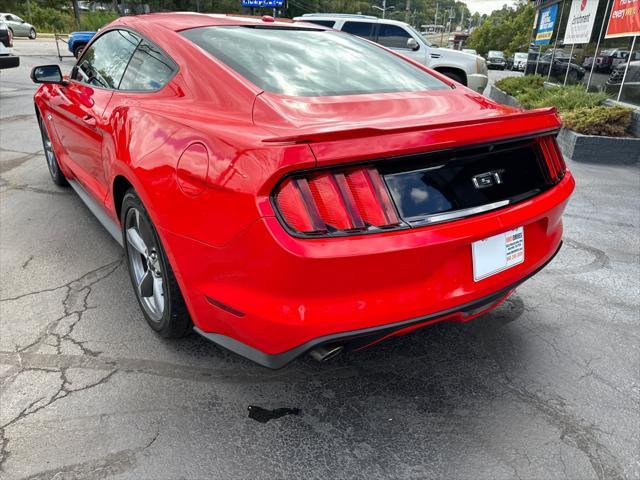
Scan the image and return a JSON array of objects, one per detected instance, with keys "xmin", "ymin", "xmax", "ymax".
[{"xmin": 494, "ymin": 75, "xmax": 633, "ymax": 137}]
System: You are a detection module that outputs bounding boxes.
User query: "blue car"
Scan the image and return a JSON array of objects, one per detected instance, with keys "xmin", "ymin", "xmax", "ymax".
[{"xmin": 68, "ymin": 31, "xmax": 95, "ymax": 58}]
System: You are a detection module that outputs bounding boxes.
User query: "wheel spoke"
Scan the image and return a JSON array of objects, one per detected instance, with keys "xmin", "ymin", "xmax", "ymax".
[
  {"xmin": 126, "ymin": 227, "xmax": 147, "ymax": 256},
  {"xmin": 152, "ymin": 276, "xmax": 164, "ymax": 313},
  {"xmin": 138, "ymin": 270, "xmax": 154, "ymax": 298}
]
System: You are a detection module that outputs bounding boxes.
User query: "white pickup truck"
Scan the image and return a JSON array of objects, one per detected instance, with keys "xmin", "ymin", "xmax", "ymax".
[{"xmin": 294, "ymin": 14, "xmax": 488, "ymax": 94}]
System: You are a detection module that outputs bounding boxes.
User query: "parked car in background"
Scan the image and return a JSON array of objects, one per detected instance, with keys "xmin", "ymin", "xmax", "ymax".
[
  {"xmin": 294, "ymin": 14, "xmax": 488, "ymax": 93},
  {"xmin": 595, "ymin": 48, "xmax": 630, "ymax": 73},
  {"xmin": 525, "ymin": 51, "xmax": 586, "ymax": 82},
  {"xmin": 68, "ymin": 31, "xmax": 96, "ymax": 58},
  {"xmin": 486, "ymin": 50, "xmax": 506, "ymax": 70},
  {"xmin": 0, "ymin": 13, "xmax": 36, "ymax": 39},
  {"xmin": 0, "ymin": 19, "xmax": 18, "ymax": 69},
  {"xmin": 0, "ymin": 18, "xmax": 12, "ymax": 48},
  {"xmin": 582, "ymin": 55, "xmax": 594, "ymax": 69},
  {"xmin": 462, "ymin": 48, "xmax": 477, "ymax": 55},
  {"xmin": 512, "ymin": 52, "xmax": 528, "ymax": 71},
  {"xmin": 31, "ymin": 13, "xmax": 573, "ymax": 368},
  {"xmin": 606, "ymin": 60, "xmax": 640, "ymax": 104}
]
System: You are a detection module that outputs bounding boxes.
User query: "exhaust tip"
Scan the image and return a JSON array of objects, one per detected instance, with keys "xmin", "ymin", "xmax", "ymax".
[{"xmin": 309, "ymin": 345, "xmax": 344, "ymax": 362}]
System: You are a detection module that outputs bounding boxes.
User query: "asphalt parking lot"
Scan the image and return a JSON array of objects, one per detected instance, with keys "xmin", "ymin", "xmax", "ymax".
[{"xmin": 1, "ymin": 38, "xmax": 639, "ymax": 480}]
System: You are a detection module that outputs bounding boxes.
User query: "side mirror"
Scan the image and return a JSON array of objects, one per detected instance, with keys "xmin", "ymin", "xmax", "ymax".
[
  {"xmin": 31, "ymin": 65, "xmax": 66, "ymax": 84},
  {"xmin": 407, "ymin": 37, "xmax": 420, "ymax": 51}
]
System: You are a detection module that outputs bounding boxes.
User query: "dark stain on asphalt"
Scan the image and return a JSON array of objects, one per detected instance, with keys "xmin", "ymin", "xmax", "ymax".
[{"xmin": 248, "ymin": 405, "xmax": 301, "ymax": 423}]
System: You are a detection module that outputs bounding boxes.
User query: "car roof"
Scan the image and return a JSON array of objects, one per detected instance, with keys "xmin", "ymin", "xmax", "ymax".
[
  {"xmin": 293, "ymin": 14, "xmax": 409, "ymax": 27},
  {"xmin": 115, "ymin": 12, "xmax": 316, "ymax": 32}
]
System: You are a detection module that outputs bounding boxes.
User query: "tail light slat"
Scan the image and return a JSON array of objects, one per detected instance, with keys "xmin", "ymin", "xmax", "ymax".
[
  {"xmin": 539, "ymin": 136, "xmax": 567, "ymax": 183},
  {"xmin": 274, "ymin": 166, "xmax": 402, "ymax": 237}
]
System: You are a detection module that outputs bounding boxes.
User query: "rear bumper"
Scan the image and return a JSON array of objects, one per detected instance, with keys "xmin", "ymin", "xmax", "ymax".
[
  {"xmin": 164, "ymin": 172, "xmax": 574, "ymax": 367},
  {"xmin": 195, "ymin": 243, "xmax": 560, "ymax": 369}
]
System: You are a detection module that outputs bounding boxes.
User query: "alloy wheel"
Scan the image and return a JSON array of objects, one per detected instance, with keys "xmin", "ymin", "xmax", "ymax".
[
  {"xmin": 125, "ymin": 207, "xmax": 166, "ymax": 322},
  {"xmin": 40, "ymin": 118, "xmax": 58, "ymax": 178}
]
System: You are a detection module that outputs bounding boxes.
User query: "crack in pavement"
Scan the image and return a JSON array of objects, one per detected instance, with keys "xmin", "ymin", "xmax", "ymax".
[
  {"xmin": 16, "ymin": 427, "xmax": 160, "ymax": 480},
  {"xmin": 0, "ymin": 176, "xmax": 71, "ymax": 196},
  {"xmin": 544, "ymin": 237, "xmax": 611, "ymax": 276},
  {"xmin": 0, "ymin": 151, "xmax": 42, "ymax": 175},
  {"xmin": 0, "ymin": 260, "xmax": 123, "ymax": 472}
]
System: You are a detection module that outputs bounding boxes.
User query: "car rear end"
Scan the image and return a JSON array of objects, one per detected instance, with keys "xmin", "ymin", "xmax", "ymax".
[
  {"xmin": 183, "ymin": 109, "xmax": 573, "ymax": 368},
  {"xmin": 174, "ymin": 20, "xmax": 574, "ymax": 367}
]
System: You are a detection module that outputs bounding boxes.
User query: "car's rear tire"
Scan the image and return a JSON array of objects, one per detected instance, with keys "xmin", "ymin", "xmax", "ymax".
[
  {"xmin": 74, "ymin": 44, "xmax": 86, "ymax": 58},
  {"xmin": 29, "ymin": 28, "xmax": 36, "ymax": 39},
  {"xmin": 121, "ymin": 190, "xmax": 192, "ymax": 338},
  {"xmin": 38, "ymin": 115, "xmax": 68, "ymax": 187}
]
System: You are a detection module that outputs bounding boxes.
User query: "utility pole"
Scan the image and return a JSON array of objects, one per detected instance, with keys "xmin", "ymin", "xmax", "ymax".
[
  {"xmin": 434, "ymin": 2, "xmax": 438, "ymax": 27},
  {"xmin": 405, "ymin": 0, "xmax": 410, "ymax": 24},
  {"xmin": 373, "ymin": 0, "xmax": 395, "ymax": 19},
  {"xmin": 71, "ymin": 0, "xmax": 81, "ymax": 28}
]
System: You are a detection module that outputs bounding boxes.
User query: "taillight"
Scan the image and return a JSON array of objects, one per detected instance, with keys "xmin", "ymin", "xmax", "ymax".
[
  {"xmin": 539, "ymin": 135, "xmax": 566, "ymax": 183},
  {"xmin": 8, "ymin": 28, "xmax": 13, "ymax": 47},
  {"xmin": 274, "ymin": 166, "xmax": 402, "ymax": 236}
]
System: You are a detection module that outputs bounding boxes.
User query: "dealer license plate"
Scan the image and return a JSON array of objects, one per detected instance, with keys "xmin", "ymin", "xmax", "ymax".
[{"xmin": 472, "ymin": 227, "xmax": 525, "ymax": 281}]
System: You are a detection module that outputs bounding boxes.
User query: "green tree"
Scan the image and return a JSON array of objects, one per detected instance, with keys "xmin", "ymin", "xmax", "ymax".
[{"xmin": 467, "ymin": 0, "xmax": 535, "ymax": 56}]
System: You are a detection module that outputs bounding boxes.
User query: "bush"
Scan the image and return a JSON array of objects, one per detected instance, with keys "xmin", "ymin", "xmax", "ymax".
[
  {"xmin": 495, "ymin": 75, "xmax": 632, "ymax": 137},
  {"xmin": 521, "ymin": 85, "xmax": 609, "ymax": 113},
  {"xmin": 495, "ymin": 75, "xmax": 545, "ymax": 97},
  {"xmin": 562, "ymin": 106, "xmax": 633, "ymax": 137}
]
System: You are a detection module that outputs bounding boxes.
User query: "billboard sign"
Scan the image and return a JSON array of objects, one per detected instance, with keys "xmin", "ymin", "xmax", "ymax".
[
  {"xmin": 605, "ymin": 0, "xmax": 640, "ymax": 38},
  {"xmin": 241, "ymin": 0, "xmax": 285, "ymax": 7},
  {"xmin": 564, "ymin": 0, "xmax": 600, "ymax": 44},
  {"xmin": 535, "ymin": 3, "xmax": 559, "ymax": 44}
]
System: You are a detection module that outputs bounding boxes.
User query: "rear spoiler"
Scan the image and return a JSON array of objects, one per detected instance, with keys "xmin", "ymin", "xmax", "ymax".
[{"xmin": 262, "ymin": 107, "xmax": 560, "ymax": 144}]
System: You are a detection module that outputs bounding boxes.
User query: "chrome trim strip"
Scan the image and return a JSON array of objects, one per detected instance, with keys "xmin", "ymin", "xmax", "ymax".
[
  {"xmin": 407, "ymin": 200, "xmax": 511, "ymax": 226},
  {"xmin": 68, "ymin": 179, "xmax": 123, "ymax": 247}
]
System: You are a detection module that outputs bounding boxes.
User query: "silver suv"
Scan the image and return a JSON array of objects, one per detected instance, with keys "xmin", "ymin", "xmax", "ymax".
[{"xmin": 293, "ymin": 14, "xmax": 488, "ymax": 93}]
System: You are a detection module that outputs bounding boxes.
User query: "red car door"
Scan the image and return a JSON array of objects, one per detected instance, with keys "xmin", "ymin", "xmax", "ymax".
[
  {"xmin": 49, "ymin": 29, "xmax": 140, "ymax": 202},
  {"xmin": 50, "ymin": 82, "xmax": 113, "ymax": 201}
]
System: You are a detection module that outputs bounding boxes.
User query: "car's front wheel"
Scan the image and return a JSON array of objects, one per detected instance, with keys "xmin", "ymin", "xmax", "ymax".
[
  {"xmin": 29, "ymin": 28, "xmax": 36, "ymax": 39},
  {"xmin": 38, "ymin": 115, "xmax": 68, "ymax": 186},
  {"xmin": 73, "ymin": 44, "xmax": 86, "ymax": 58},
  {"xmin": 121, "ymin": 190, "xmax": 192, "ymax": 338}
]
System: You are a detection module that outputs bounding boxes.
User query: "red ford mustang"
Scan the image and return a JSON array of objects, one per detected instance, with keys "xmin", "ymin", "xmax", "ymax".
[{"xmin": 31, "ymin": 13, "xmax": 574, "ymax": 368}]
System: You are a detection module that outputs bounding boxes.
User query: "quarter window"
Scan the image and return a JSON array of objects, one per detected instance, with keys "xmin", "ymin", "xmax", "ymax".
[
  {"xmin": 74, "ymin": 30, "xmax": 140, "ymax": 89},
  {"xmin": 119, "ymin": 40, "xmax": 176, "ymax": 91},
  {"xmin": 341, "ymin": 21, "xmax": 375, "ymax": 40},
  {"xmin": 377, "ymin": 24, "xmax": 412, "ymax": 49}
]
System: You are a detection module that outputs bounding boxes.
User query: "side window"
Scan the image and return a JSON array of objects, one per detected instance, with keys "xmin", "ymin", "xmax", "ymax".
[
  {"xmin": 306, "ymin": 20, "xmax": 336, "ymax": 28},
  {"xmin": 74, "ymin": 30, "xmax": 140, "ymax": 89},
  {"xmin": 119, "ymin": 40, "xmax": 176, "ymax": 91},
  {"xmin": 377, "ymin": 24, "xmax": 412, "ymax": 49},
  {"xmin": 341, "ymin": 22, "xmax": 375, "ymax": 40}
]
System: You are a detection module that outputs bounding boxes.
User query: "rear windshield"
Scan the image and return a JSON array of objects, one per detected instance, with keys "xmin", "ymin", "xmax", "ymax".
[{"xmin": 180, "ymin": 26, "xmax": 448, "ymax": 97}]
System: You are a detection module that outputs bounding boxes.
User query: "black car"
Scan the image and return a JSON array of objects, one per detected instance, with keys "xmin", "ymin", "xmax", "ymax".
[
  {"xmin": 487, "ymin": 50, "xmax": 507, "ymax": 70},
  {"xmin": 525, "ymin": 51, "xmax": 585, "ymax": 83},
  {"xmin": 606, "ymin": 60, "xmax": 640, "ymax": 104}
]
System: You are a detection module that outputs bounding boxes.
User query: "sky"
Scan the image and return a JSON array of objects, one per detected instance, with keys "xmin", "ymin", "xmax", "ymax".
[{"xmin": 461, "ymin": 0, "xmax": 519, "ymax": 15}]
